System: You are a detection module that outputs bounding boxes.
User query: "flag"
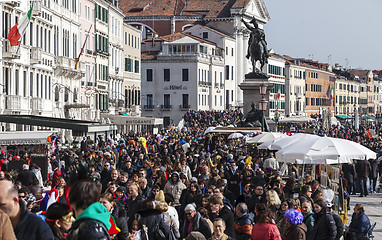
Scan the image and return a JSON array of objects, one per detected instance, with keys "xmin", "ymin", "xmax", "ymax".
[
  {"xmin": 330, "ymin": 86, "xmax": 334, "ymax": 100},
  {"xmin": 8, "ymin": 4, "xmax": 33, "ymax": 46},
  {"xmin": 326, "ymin": 86, "xmax": 331, "ymax": 99},
  {"xmin": 367, "ymin": 130, "xmax": 371, "ymax": 140}
]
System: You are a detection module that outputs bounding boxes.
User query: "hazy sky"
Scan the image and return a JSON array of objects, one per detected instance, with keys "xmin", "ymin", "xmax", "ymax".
[{"xmin": 264, "ymin": 0, "xmax": 382, "ymax": 70}]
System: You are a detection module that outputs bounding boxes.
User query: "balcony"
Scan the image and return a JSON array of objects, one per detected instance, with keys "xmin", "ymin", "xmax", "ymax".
[
  {"xmin": 161, "ymin": 105, "xmax": 172, "ymax": 111},
  {"xmin": 3, "ymin": 39, "xmax": 20, "ymax": 59},
  {"xmin": 5, "ymin": 1, "xmax": 20, "ymax": 7},
  {"xmin": 5, "ymin": 95, "xmax": 21, "ymax": 110},
  {"xmin": 179, "ymin": 105, "xmax": 191, "ymax": 110},
  {"xmin": 31, "ymin": 0, "xmax": 41, "ymax": 16},
  {"xmin": 54, "ymin": 56, "xmax": 84, "ymax": 79},
  {"xmin": 30, "ymin": 97, "xmax": 43, "ymax": 113},
  {"xmin": 144, "ymin": 105, "xmax": 155, "ymax": 110},
  {"xmin": 30, "ymin": 47, "xmax": 42, "ymax": 64}
]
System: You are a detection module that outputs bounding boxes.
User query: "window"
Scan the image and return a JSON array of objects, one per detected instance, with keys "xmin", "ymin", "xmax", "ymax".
[
  {"xmin": 225, "ymin": 65, "xmax": 229, "ymax": 80},
  {"xmin": 231, "ymin": 66, "xmax": 234, "ymax": 80},
  {"xmin": 146, "ymin": 94, "xmax": 153, "ymax": 106},
  {"xmin": 146, "ymin": 69, "xmax": 153, "ymax": 81},
  {"xmin": 15, "ymin": 70, "xmax": 19, "ymax": 96},
  {"xmin": 202, "ymin": 32, "xmax": 208, "ymax": 39},
  {"xmin": 23, "ymin": 71, "xmax": 27, "ymax": 97},
  {"xmin": 182, "ymin": 69, "xmax": 189, "ymax": 81},
  {"xmin": 231, "ymin": 48, "xmax": 233, "ymax": 56},
  {"xmin": 134, "ymin": 60, "xmax": 139, "ymax": 73},
  {"xmin": 164, "ymin": 94, "xmax": 170, "ymax": 106},
  {"xmin": 164, "ymin": 69, "xmax": 170, "ymax": 82},
  {"xmin": 182, "ymin": 94, "xmax": 189, "ymax": 108}
]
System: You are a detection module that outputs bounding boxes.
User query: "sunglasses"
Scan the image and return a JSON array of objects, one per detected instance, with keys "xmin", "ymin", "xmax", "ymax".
[
  {"xmin": 185, "ymin": 212, "xmax": 193, "ymax": 216},
  {"xmin": 19, "ymin": 195, "xmax": 26, "ymax": 199}
]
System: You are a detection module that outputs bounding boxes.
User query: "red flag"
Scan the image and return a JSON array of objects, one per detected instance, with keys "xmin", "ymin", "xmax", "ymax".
[
  {"xmin": 8, "ymin": 23, "xmax": 21, "ymax": 46},
  {"xmin": 367, "ymin": 130, "xmax": 371, "ymax": 140}
]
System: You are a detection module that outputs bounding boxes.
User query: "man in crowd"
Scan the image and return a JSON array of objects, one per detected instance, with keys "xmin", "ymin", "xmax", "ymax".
[{"xmin": 0, "ymin": 180, "xmax": 54, "ymax": 240}]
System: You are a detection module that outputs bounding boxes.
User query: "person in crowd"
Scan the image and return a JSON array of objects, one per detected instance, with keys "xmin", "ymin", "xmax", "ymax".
[
  {"xmin": 266, "ymin": 189, "xmax": 281, "ymax": 216},
  {"xmin": 344, "ymin": 203, "xmax": 371, "ymax": 240},
  {"xmin": 212, "ymin": 218, "xmax": 235, "ymax": 240},
  {"xmin": 180, "ymin": 181, "xmax": 203, "ymax": 207},
  {"xmin": 251, "ymin": 203, "xmax": 281, "ymax": 240},
  {"xmin": 126, "ymin": 214, "xmax": 148, "ymax": 240},
  {"xmin": 283, "ymin": 209, "xmax": 307, "ymax": 240},
  {"xmin": 234, "ymin": 202, "xmax": 253, "ymax": 240},
  {"xmin": 181, "ymin": 203, "xmax": 212, "ymax": 239},
  {"xmin": 127, "ymin": 182, "xmax": 143, "ymax": 219},
  {"xmin": 299, "ymin": 185, "xmax": 314, "ymax": 207},
  {"xmin": 67, "ymin": 180, "xmax": 111, "ymax": 240},
  {"xmin": 246, "ymin": 184, "xmax": 266, "ymax": 213},
  {"xmin": 164, "ymin": 171, "xmax": 187, "ymax": 207},
  {"xmin": 99, "ymin": 192, "xmax": 129, "ymax": 240},
  {"xmin": 138, "ymin": 178, "xmax": 151, "ymax": 199},
  {"xmin": 0, "ymin": 180, "xmax": 54, "ymax": 240},
  {"xmin": 197, "ymin": 207, "xmax": 214, "ymax": 234},
  {"xmin": 326, "ymin": 200, "xmax": 344, "ymax": 240},
  {"xmin": 342, "ymin": 162, "xmax": 356, "ymax": 195},
  {"xmin": 310, "ymin": 180, "xmax": 322, "ymax": 201},
  {"xmin": 355, "ymin": 159, "xmax": 371, "ymax": 197},
  {"xmin": 137, "ymin": 200, "xmax": 170, "ymax": 239},
  {"xmin": 52, "ymin": 161, "xmax": 63, "ymax": 188},
  {"xmin": 310, "ymin": 199, "xmax": 337, "ymax": 240},
  {"xmin": 368, "ymin": 158, "xmax": 378, "ymax": 193},
  {"xmin": 15, "ymin": 164, "xmax": 38, "ymax": 188},
  {"xmin": 209, "ymin": 195, "xmax": 236, "ymax": 238},
  {"xmin": 277, "ymin": 198, "xmax": 292, "ymax": 237},
  {"xmin": 301, "ymin": 200, "xmax": 315, "ymax": 240},
  {"xmin": 45, "ymin": 202, "xmax": 75, "ymax": 240}
]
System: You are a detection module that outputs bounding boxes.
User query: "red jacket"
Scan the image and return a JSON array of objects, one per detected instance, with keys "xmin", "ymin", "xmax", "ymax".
[
  {"xmin": 251, "ymin": 222, "xmax": 281, "ymax": 240},
  {"xmin": 52, "ymin": 168, "xmax": 62, "ymax": 188}
]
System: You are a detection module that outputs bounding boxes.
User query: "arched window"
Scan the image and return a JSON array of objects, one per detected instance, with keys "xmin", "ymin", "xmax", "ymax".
[{"xmin": 54, "ymin": 86, "xmax": 59, "ymax": 102}]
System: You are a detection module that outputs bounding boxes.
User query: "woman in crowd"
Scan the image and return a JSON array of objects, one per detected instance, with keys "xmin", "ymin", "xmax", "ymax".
[
  {"xmin": 127, "ymin": 214, "xmax": 148, "ymax": 240},
  {"xmin": 251, "ymin": 203, "xmax": 281, "ymax": 240},
  {"xmin": 283, "ymin": 209, "xmax": 306, "ymax": 240},
  {"xmin": 277, "ymin": 198, "xmax": 292, "ymax": 237},
  {"xmin": 180, "ymin": 181, "xmax": 202, "ymax": 207},
  {"xmin": 310, "ymin": 199, "xmax": 337, "ymax": 240},
  {"xmin": 45, "ymin": 202, "xmax": 74, "ymax": 240},
  {"xmin": 266, "ymin": 189, "xmax": 281, "ymax": 216}
]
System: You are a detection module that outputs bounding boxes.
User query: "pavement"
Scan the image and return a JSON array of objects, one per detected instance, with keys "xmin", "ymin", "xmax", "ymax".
[{"xmin": 347, "ymin": 192, "xmax": 382, "ymax": 239}]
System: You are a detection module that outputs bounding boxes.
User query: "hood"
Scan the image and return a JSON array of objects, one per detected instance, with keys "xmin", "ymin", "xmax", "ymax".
[
  {"xmin": 75, "ymin": 202, "xmax": 111, "ymax": 230},
  {"xmin": 171, "ymin": 171, "xmax": 180, "ymax": 183}
]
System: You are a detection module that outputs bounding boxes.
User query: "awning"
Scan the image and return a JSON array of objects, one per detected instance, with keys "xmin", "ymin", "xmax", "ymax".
[
  {"xmin": 335, "ymin": 115, "xmax": 353, "ymax": 119},
  {"xmin": 0, "ymin": 115, "xmax": 117, "ymax": 134},
  {"xmin": 210, "ymin": 127, "xmax": 260, "ymax": 134},
  {"xmin": 105, "ymin": 115, "xmax": 163, "ymax": 125},
  {"xmin": 121, "ymin": 113, "xmax": 130, "ymax": 116},
  {"xmin": 0, "ymin": 131, "xmax": 52, "ymax": 145}
]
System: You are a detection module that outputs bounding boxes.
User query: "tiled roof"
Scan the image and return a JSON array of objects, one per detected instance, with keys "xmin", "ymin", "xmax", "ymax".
[
  {"xmin": 348, "ymin": 69, "xmax": 371, "ymax": 77},
  {"xmin": 120, "ymin": 0, "xmax": 245, "ymax": 18},
  {"xmin": 202, "ymin": 25, "xmax": 234, "ymax": 39},
  {"xmin": 141, "ymin": 51, "xmax": 160, "ymax": 60},
  {"xmin": 143, "ymin": 32, "xmax": 216, "ymax": 45}
]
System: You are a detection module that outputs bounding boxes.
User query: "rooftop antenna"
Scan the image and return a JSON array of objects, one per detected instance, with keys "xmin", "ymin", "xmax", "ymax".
[
  {"xmin": 328, "ymin": 54, "xmax": 331, "ymax": 64},
  {"xmin": 345, "ymin": 58, "xmax": 349, "ymax": 69}
]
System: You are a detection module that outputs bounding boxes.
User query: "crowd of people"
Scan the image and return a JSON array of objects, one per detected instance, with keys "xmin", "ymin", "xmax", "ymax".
[{"xmin": 0, "ymin": 110, "xmax": 376, "ymax": 240}]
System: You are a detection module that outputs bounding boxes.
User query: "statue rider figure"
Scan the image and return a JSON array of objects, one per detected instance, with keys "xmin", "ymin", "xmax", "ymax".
[{"xmin": 241, "ymin": 17, "xmax": 268, "ymax": 75}]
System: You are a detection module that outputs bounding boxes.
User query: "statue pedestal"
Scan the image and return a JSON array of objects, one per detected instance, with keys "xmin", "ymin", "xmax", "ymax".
[{"xmin": 239, "ymin": 76, "xmax": 277, "ymax": 131}]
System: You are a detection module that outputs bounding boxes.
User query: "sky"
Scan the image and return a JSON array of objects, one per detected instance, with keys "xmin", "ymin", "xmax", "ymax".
[{"xmin": 264, "ymin": 0, "xmax": 382, "ymax": 70}]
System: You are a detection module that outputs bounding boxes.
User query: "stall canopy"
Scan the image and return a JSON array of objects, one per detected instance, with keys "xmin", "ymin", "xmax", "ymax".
[
  {"xmin": 0, "ymin": 115, "xmax": 116, "ymax": 134},
  {"xmin": 278, "ymin": 116, "xmax": 315, "ymax": 123},
  {"xmin": 210, "ymin": 127, "xmax": 260, "ymax": 134},
  {"xmin": 0, "ymin": 131, "xmax": 53, "ymax": 145}
]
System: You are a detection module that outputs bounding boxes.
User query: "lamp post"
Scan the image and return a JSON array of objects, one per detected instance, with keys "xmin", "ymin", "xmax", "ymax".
[{"xmin": 259, "ymin": 82, "xmax": 268, "ymax": 131}]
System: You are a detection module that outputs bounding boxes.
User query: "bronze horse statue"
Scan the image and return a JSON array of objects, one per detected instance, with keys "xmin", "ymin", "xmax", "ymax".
[{"xmin": 242, "ymin": 18, "xmax": 269, "ymax": 76}]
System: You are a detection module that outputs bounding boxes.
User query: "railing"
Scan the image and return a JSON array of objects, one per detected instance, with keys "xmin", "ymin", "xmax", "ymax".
[
  {"xmin": 31, "ymin": 0, "xmax": 41, "ymax": 16},
  {"xmin": 30, "ymin": 47, "xmax": 42, "ymax": 64},
  {"xmin": 3, "ymin": 39, "xmax": 20, "ymax": 59},
  {"xmin": 30, "ymin": 97, "xmax": 43, "ymax": 112},
  {"xmin": 144, "ymin": 105, "xmax": 155, "ymax": 110},
  {"xmin": 161, "ymin": 105, "xmax": 172, "ymax": 110},
  {"xmin": 179, "ymin": 105, "xmax": 191, "ymax": 110},
  {"xmin": 6, "ymin": 95, "xmax": 21, "ymax": 110}
]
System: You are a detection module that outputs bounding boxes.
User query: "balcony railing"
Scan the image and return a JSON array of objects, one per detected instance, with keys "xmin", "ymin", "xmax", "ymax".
[
  {"xmin": 3, "ymin": 39, "xmax": 20, "ymax": 59},
  {"xmin": 30, "ymin": 47, "xmax": 42, "ymax": 64},
  {"xmin": 31, "ymin": 0, "xmax": 41, "ymax": 16},
  {"xmin": 6, "ymin": 95, "xmax": 21, "ymax": 110},
  {"xmin": 30, "ymin": 97, "xmax": 43, "ymax": 112},
  {"xmin": 179, "ymin": 105, "xmax": 191, "ymax": 110},
  {"xmin": 144, "ymin": 105, "xmax": 155, "ymax": 110},
  {"xmin": 161, "ymin": 105, "xmax": 172, "ymax": 110}
]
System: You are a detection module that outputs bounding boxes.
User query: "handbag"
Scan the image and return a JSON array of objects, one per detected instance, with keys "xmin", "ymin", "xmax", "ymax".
[
  {"xmin": 153, "ymin": 222, "xmax": 166, "ymax": 240},
  {"xmin": 168, "ymin": 219, "xmax": 178, "ymax": 240}
]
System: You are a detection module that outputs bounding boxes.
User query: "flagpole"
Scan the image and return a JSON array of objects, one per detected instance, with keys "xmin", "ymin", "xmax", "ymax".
[
  {"xmin": 75, "ymin": 24, "xmax": 93, "ymax": 69},
  {"xmin": 16, "ymin": 2, "xmax": 34, "ymax": 54}
]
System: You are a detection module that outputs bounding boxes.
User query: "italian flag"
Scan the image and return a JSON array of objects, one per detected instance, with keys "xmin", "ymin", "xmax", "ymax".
[{"xmin": 8, "ymin": 4, "xmax": 33, "ymax": 46}]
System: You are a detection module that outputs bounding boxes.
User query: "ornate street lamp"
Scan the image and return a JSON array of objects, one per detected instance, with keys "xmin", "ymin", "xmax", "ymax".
[{"xmin": 259, "ymin": 82, "xmax": 268, "ymax": 131}]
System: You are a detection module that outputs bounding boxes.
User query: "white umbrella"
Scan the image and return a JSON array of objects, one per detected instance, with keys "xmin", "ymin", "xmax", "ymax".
[
  {"xmin": 262, "ymin": 133, "xmax": 320, "ymax": 151},
  {"xmin": 246, "ymin": 132, "xmax": 288, "ymax": 144},
  {"xmin": 228, "ymin": 132, "xmax": 244, "ymax": 139},
  {"xmin": 276, "ymin": 136, "xmax": 376, "ymax": 164},
  {"xmin": 204, "ymin": 126, "xmax": 216, "ymax": 135}
]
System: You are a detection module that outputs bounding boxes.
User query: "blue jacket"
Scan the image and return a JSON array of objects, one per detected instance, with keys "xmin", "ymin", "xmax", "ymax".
[{"xmin": 349, "ymin": 212, "xmax": 370, "ymax": 234}]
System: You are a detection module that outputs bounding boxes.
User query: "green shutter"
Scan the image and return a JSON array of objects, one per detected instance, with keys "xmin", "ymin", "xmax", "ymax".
[
  {"xmin": 125, "ymin": 58, "xmax": 128, "ymax": 71},
  {"xmin": 135, "ymin": 60, "xmax": 139, "ymax": 73}
]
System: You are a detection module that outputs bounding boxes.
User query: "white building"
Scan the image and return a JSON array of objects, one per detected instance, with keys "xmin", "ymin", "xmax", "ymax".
[
  {"xmin": 284, "ymin": 58, "xmax": 307, "ymax": 116},
  {"xmin": 123, "ymin": 23, "xmax": 142, "ymax": 116},
  {"xmin": 141, "ymin": 32, "xmax": 225, "ymax": 125},
  {"xmin": 184, "ymin": 25, "xmax": 237, "ymax": 110},
  {"xmin": 267, "ymin": 54, "xmax": 286, "ymax": 120},
  {"xmin": 107, "ymin": 0, "xmax": 125, "ymax": 115}
]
